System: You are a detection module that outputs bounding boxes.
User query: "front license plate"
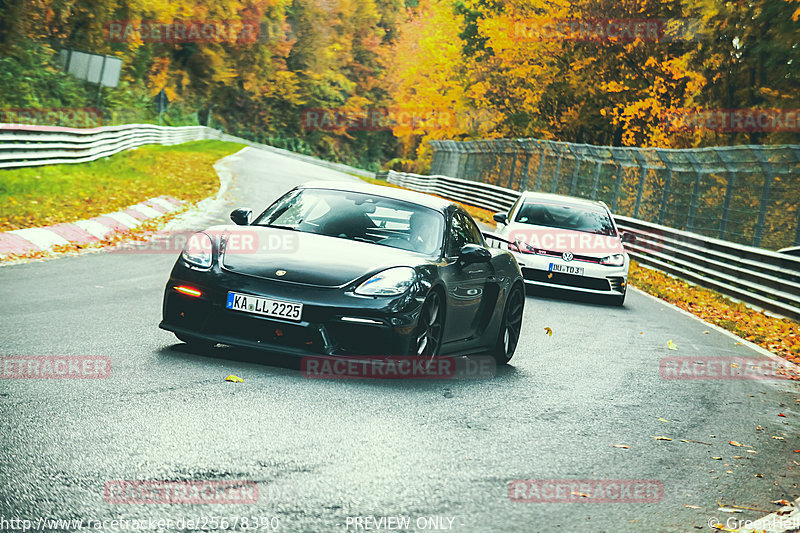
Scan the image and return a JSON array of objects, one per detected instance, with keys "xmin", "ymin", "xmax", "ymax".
[
  {"xmin": 226, "ymin": 291, "xmax": 303, "ymax": 321},
  {"xmin": 549, "ymin": 263, "xmax": 585, "ymax": 276}
]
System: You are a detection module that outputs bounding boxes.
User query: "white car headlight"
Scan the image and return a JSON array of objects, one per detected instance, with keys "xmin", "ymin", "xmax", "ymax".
[
  {"xmin": 600, "ymin": 253, "xmax": 625, "ymax": 267},
  {"xmin": 355, "ymin": 267, "xmax": 416, "ymax": 296},
  {"xmin": 181, "ymin": 232, "xmax": 214, "ymax": 269}
]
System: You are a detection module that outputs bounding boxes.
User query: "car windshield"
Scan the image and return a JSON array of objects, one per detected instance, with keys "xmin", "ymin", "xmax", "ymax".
[
  {"xmin": 254, "ymin": 188, "xmax": 445, "ymax": 255},
  {"xmin": 514, "ymin": 201, "xmax": 617, "ymax": 236}
]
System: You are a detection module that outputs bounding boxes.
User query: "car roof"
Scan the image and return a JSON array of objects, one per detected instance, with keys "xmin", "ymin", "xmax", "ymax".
[
  {"xmin": 518, "ymin": 191, "xmax": 609, "ymax": 211},
  {"xmin": 298, "ymin": 180, "xmax": 454, "ymax": 213}
]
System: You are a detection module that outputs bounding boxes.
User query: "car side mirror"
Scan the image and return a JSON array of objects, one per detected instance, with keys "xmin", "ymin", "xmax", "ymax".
[
  {"xmin": 493, "ymin": 212, "xmax": 507, "ymax": 225},
  {"xmin": 621, "ymin": 231, "xmax": 637, "ymax": 244},
  {"xmin": 230, "ymin": 208, "xmax": 252, "ymax": 226},
  {"xmin": 458, "ymin": 244, "xmax": 492, "ymax": 265}
]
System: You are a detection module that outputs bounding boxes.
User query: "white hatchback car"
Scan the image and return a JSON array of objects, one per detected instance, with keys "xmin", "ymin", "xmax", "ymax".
[{"xmin": 490, "ymin": 192, "xmax": 632, "ymax": 305}]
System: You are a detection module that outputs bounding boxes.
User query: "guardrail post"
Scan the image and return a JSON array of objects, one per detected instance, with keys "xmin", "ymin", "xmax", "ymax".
[
  {"xmin": 658, "ymin": 168, "xmax": 673, "ymax": 225},
  {"xmin": 476, "ymin": 141, "xmax": 487, "ymax": 182},
  {"xmin": 430, "ymin": 143, "xmax": 439, "ymax": 175},
  {"xmin": 487, "ymin": 143, "xmax": 495, "ymax": 183},
  {"xmin": 685, "ymin": 152, "xmax": 703, "ymax": 233},
  {"xmin": 551, "ymin": 145, "xmax": 563, "ymax": 194},
  {"xmin": 568, "ymin": 148, "xmax": 581, "ymax": 196},
  {"xmin": 752, "ymin": 150, "xmax": 774, "ymax": 247},
  {"xmin": 443, "ymin": 142, "xmax": 453, "ymax": 177},
  {"xmin": 717, "ymin": 153, "xmax": 736, "ymax": 239},
  {"xmin": 508, "ymin": 144, "xmax": 518, "ymax": 190},
  {"xmin": 686, "ymin": 175, "xmax": 701, "ymax": 232},
  {"xmin": 452, "ymin": 142, "xmax": 463, "ymax": 178},
  {"xmin": 456, "ymin": 143, "xmax": 468, "ymax": 179},
  {"xmin": 534, "ymin": 143, "xmax": 546, "ymax": 191},
  {"xmin": 468, "ymin": 142, "xmax": 478, "ymax": 181},
  {"xmin": 633, "ymin": 153, "xmax": 648, "ymax": 219},
  {"xmin": 520, "ymin": 145, "xmax": 532, "ymax": 192},
  {"xmin": 610, "ymin": 164, "xmax": 623, "ymax": 212},
  {"xmin": 469, "ymin": 142, "xmax": 479, "ymax": 181},
  {"xmin": 590, "ymin": 160, "xmax": 602, "ymax": 200},
  {"xmin": 793, "ymin": 147, "xmax": 800, "ymax": 245},
  {"xmin": 653, "ymin": 150, "xmax": 672, "ymax": 225},
  {"xmin": 794, "ymin": 209, "xmax": 800, "ymax": 246}
]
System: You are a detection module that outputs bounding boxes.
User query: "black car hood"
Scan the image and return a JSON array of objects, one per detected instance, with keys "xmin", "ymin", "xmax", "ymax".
[{"xmin": 214, "ymin": 226, "xmax": 430, "ymax": 287}]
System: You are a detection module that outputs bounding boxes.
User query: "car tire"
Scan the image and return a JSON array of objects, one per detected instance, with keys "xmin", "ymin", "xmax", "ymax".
[
  {"xmin": 492, "ymin": 284, "xmax": 524, "ymax": 365},
  {"xmin": 175, "ymin": 333, "xmax": 216, "ymax": 349},
  {"xmin": 414, "ymin": 291, "xmax": 444, "ymax": 357}
]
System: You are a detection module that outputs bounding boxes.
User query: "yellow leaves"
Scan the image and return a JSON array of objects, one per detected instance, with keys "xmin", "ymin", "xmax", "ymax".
[
  {"xmin": 667, "ymin": 340, "xmax": 678, "ymax": 350},
  {"xmin": 544, "ymin": 327, "xmax": 553, "ymax": 336},
  {"xmin": 388, "ymin": 0, "xmax": 468, "ymax": 143}
]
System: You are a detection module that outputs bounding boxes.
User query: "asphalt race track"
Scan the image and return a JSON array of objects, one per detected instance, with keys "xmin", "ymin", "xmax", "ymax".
[{"xmin": 1, "ymin": 147, "xmax": 797, "ymax": 532}]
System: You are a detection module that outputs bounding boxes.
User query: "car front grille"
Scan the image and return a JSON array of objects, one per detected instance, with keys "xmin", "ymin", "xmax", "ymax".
[
  {"xmin": 520, "ymin": 249, "xmax": 601, "ymax": 264},
  {"xmin": 326, "ymin": 322, "xmax": 394, "ymax": 356},
  {"xmin": 211, "ymin": 311, "xmax": 325, "ymax": 352},
  {"xmin": 522, "ymin": 268, "xmax": 611, "ymax": 291}
]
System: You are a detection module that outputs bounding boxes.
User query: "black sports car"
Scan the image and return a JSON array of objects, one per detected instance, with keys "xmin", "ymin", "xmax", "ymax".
[{"xmin": 159, "ymin": 181, "xmax": 525, "ymax": 363}]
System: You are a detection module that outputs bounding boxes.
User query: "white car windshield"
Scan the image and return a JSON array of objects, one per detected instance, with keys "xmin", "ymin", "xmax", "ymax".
[{"xmin": 515, "ymin": 201, "xmax": 617, "ymax": 236}]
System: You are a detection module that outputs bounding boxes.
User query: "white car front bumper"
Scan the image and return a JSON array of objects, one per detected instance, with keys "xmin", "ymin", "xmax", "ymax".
[{"xmin": 511, "ymin": 251, "xmax": 628, "ymax": 295}]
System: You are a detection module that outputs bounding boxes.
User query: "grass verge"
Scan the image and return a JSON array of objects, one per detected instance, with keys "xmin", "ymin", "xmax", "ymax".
[
  {"xmin": 0, "ymin": 140, "xmax": 245, "ymax": 231},
  {"xmin": 361, "ymin": 175, "xmax": 800, "ymax": 367}
]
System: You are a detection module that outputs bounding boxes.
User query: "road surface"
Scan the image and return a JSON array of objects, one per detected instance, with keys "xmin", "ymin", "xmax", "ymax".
[{"xmin": 1, "ymin": 147, "xmax": 797, "ymax": 532}]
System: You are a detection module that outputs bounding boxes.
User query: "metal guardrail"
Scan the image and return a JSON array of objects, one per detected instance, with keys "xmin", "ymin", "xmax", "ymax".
[
  {"xmin": 0, "ymin": 124, "xmax": 211, "ymax": 169},
  {"xmin": 615, "ymin": 216, "xmax": 800, "ymax": 320},
  {"xmin": 0, "ymin": 123, "xmax": 374, "ymax": 178},
  {"xmin": 429, "ymin": 138, "xmax": 800, "ymax": 250},
  {"xmin": 387, "ymin": 170, "xmax": 521, "ymax": 213},
  {"xmin": 386, "ymin": 170, "xmax": 800, "ymax": 321}
]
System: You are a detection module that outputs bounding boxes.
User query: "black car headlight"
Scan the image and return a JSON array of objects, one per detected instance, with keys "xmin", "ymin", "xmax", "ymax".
[
  {"xmin": 181, "ymin": 232, "xmax": 214, "ymax": 269},
  {"xmin": 355, "ymin": 267, "xmax": 416, "ymax": 296},
  {"xmin": 600, "ymin": 253, "xmax": 625, "ymax": 267}
]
